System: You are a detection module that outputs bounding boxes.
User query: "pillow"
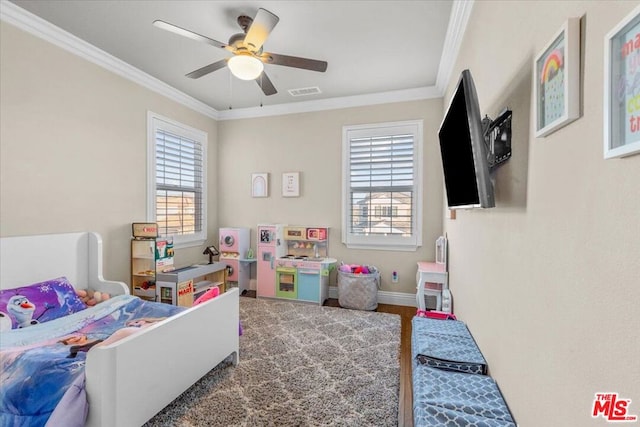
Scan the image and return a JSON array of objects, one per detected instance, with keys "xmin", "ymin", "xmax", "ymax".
[{"xmin": 0, "ymin": 277, "xmax": 87, "ymax": 330}]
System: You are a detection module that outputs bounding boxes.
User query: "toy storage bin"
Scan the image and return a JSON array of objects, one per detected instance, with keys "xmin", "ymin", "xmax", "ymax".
[{"xmin": 337, "ymin": 267, "xmax": 380, "ymax": 311}]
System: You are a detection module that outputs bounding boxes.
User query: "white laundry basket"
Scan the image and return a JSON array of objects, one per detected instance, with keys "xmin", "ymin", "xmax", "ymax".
[{"xmin": 337, "ymin": 267, "xmax": 380, "ymax": 310}]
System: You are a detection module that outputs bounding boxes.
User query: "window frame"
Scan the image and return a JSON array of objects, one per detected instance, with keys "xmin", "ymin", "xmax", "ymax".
[
  {"xmin": 341, "ymin": 120, "xmax": 423, "ymax": 251},
  {"xmin": 147, "ymin": 111, "xmax": 207, "ymax": 248}
]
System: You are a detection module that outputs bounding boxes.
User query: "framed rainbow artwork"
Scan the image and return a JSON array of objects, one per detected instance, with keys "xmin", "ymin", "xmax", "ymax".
[
  {"xmin": 534, "ymin": 18, "xmax": 581, "ymax": 137},
  {"xmin": 604, "ymin": 4, "xmax": 640, "ymax": 159}
]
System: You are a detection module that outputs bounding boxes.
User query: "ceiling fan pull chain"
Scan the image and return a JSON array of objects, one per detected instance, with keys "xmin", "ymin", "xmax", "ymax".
[
  {"xmin": 228, "ymin": 69, "xmax": 233, "ymax": 110},
  {"xmin": 260, "ymin": 74, "xmax": 263, "ymax": 107}
]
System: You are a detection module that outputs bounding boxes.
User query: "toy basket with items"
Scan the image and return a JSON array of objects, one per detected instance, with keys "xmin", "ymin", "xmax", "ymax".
[{"xmin": 337, "ymin": 263, "xmax": 380, "ymax": 311}]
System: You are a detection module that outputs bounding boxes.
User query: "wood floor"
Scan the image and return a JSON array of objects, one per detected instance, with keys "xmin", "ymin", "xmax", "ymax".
[
  {"xmin": 243, "ymin": 291, "xmax": 415, "ymax": 426},
  {"xmin": 379, "ymin": 302, "xmax": 415, "ymax": 427}
]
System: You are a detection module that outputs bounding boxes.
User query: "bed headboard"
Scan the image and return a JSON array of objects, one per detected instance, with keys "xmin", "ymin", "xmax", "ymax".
[{"xmin": 0, "ymin": 231, "xmax": 129, "ymax": 295}]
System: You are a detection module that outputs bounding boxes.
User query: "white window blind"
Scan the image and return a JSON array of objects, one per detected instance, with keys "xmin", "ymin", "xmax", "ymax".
[
  {"xmin": 342, "ymin": 121, "xmax": 422, "ymax": 251},
  {"xmin": 147, "ymin": 112, "xmax": 207, "ymax": 247},
  {"xmin": 155, "ymin": 130, "xmax": 203, "ymax": 236}
]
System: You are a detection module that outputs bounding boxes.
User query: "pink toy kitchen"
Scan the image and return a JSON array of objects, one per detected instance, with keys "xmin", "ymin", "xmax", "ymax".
[
  {"xmin": 257, "ymin": 225, "xmax": 336, "ymax": 305},
  {"xmin": 219, "ymin": 227, "xmax": 252, "ymax": 293},
  {"xmin": 256, "ymin": 224, "xmax": 286, "ymax": 299}
]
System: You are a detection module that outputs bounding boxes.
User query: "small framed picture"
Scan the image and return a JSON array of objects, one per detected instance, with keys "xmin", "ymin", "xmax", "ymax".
[
  {"xmin": 604, "ymin": 5, "xmax": 640, "ymax": 159},
  {"xmin": 251, "ymin": 173, "xmax": 269, "ymax": 197},
  {"xmin": 534, "ymin": 18, "xmax": 581, "ymax": 137},
  {"xmin": 282, "ymin": 172, "xmax": 300, "ymax": 197}
]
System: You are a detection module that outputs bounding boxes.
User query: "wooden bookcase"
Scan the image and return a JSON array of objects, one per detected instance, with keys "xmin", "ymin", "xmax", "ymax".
[{"xmin": 130, "ymin": 238, "xmax": 174, "ymax": 301}]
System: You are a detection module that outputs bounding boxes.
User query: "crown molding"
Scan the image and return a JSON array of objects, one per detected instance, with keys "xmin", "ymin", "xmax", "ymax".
[
  {"xmin": 1, "ymin": 0, "xmax": 472, "ymax": 121},
  {"xmin": 217, "ymin": 86, "xmax": 441, "ymax": 120},
  {"xmin": 218, "ymin": 0, "xmax": 473, "ymax": 121},
  {"xmin": 0, "ymin": 0, "xmax": 219, "ymax": 120},
  {"xmin": 435, "ymin": 0, "xmax": 475, "ymax": 95}
]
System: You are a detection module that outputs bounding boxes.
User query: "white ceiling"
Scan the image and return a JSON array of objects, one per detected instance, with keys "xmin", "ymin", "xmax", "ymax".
[{"xmin": 3, "ymin": 0, "xmax": 471, "ymax": 119}]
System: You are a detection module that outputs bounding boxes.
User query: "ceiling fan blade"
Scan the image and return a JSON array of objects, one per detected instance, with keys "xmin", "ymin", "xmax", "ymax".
[
  {"xmin": 185, "ymin": 59, "xmax": 228, "ymax": 79},
  {"xmin": 244, "ymin": 8, "xmax": 279, "ymax": 52},
  {"xmin": 261, "ymin": 52, "xmax": 328, "ymax": 72},
  {"xmin": 153, "ymin": 20, "xmax": 231, "ymax": 51},
  {"xmin": 256, "ymin": 72, "xmax": 277, "ymax": 96}
]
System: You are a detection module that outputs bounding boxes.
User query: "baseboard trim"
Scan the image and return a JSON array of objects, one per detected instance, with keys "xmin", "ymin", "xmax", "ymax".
[{"xmin": 328, "ymin": 286, "xmax": 417, "ymax": 307}]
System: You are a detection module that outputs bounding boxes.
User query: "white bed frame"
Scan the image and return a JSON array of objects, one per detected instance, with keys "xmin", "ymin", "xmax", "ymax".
[{"xmin": 0, "ymin": 232, "xmax": 239, "ymax": 427}]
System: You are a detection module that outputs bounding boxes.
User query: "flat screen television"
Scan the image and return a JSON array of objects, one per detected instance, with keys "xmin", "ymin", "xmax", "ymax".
[{"xmin": 438, "ymin": 69, "xmax": 495, "ymax": 209}]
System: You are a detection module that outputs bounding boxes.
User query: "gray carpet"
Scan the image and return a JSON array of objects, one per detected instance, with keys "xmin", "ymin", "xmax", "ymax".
[{"xmin": 145, "ymin": 296, "xmax": 401, "ymax": 426}]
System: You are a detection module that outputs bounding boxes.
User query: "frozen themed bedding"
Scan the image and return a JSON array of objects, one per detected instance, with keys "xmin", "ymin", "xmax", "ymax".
[
  {"xmin": 0, "ymin": 277, "xmax": 88, "ymax": 331},
  {"xmin": 1, "ymin": 231, "xmax": 240, "ymax": 427},
  {"xmin": 0, "ymin": 282, "xmax": 184, "ymax": 427}
]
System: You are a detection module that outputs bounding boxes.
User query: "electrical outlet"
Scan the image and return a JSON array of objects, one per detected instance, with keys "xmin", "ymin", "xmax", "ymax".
[{"xmin": 391, "ymin": 271, "xmax": 398, "ymax": 283}]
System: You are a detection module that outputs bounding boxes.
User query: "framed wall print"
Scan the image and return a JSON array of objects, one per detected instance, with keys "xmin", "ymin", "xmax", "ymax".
[
  {"xmin": 534, "ymin": 18, "xmax": 581, "ymax": 137},
  {"xmin": 604, "ymin": 5, "xmax": 640, "ymax": 159},
  {"xmin": 282, "ymin": 172, "xmax": 300, "ymax": 197},
  {"xmin": 251, "ymin": 173, "xmax": 269, "ymax": 197}
]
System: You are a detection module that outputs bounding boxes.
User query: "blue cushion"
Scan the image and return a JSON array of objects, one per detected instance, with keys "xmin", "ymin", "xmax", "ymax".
[
  {"xmin": 413, "ymin": 364, "xmax": 515, "ymax": 426},
  {"xmin": 412, "ymin": 316, "xmax": 487, "ymax": 375}
]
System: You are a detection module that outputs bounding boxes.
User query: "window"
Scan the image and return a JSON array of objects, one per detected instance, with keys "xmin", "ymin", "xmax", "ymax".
[
  {"xmin": 342, "ymin": 120, "xmax": 423, "ymax": 251},
  {"xmin": 147, "ymin": 112, "xmax": 207, "ymax": 248}
]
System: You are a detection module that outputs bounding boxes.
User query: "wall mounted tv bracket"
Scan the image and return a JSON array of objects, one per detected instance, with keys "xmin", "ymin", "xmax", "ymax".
[{"xmin": 481, "ymin": 109, "xmax": 512, "ymax": 171}]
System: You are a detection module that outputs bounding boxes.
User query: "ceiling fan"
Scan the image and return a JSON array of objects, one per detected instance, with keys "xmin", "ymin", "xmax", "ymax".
[{"xmin": 153, "ymin": 8, "xmax": 328, "ymax": 96}]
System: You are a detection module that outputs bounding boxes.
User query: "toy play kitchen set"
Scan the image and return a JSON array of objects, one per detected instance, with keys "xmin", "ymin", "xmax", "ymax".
[
  {"xmin": 219, "ymin": 227, "xmax": 253, "ymax": 293},
  {"xmin": 256, "ymin": 224, "xmax": 287, "ymax": 298},
  {"xmin": 273, "ymin": 226, "xmax": 336, "ymax": 305}
]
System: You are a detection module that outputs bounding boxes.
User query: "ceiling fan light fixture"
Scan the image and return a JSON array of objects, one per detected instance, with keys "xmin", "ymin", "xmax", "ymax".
[{"xmin": 228, "ymin": 54, "xmax": 264, "ymax": 80}]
